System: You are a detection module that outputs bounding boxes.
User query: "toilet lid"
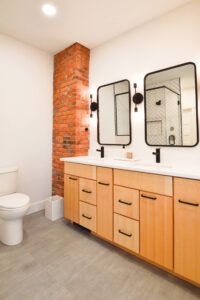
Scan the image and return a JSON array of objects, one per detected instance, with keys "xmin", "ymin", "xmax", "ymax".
[{"xmin": 0, "ymin": 193, "xmax": 30, "ymax": 209}]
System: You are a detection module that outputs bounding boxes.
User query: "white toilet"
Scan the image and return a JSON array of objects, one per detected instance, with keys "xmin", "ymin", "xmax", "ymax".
[{"xmin": 0, "ymin": 166, "xmax": 30, "ymax": 245}]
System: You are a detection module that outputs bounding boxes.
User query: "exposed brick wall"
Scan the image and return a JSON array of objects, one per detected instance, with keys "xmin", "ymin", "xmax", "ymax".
[{"xmin": 53, "ymin": 43, "xmax": 90, "ymax": 196}]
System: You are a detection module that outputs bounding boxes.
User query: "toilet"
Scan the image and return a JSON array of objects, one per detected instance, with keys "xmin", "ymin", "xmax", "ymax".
[{"xmin": 0, "ymin": 166, "xmax": 30, "ymax": 245}]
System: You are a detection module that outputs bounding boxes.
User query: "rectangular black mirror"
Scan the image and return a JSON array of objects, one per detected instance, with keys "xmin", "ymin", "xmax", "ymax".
[
  {"xmin": 97, "ymin": 79, "xmax": 131, "ymax": 146},
  {"xmin": 144, "ymin": 62, "xmax": 199, "ymax": 147}
]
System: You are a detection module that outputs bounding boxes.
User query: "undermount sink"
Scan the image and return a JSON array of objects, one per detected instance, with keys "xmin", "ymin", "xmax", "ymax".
[
  {"xmin": 114, "ymin": 158, "xmax": 171, "ymax": 169},
  {"xmin": 114, "ymin": 158, "xmax": 140, "ymax": 162},
  {"xmin": 134, "ymin": 162, "xmax": 172, "ymax": 169}
]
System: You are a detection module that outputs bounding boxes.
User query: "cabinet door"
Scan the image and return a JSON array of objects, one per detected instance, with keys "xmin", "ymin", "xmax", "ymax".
[
  {"xmin": 97, "ymin": 167, "xmax": 113, "ymax": 241},
  {"xmin": 64, "ymin": 174, "xmax": 79, "ymax": 223},
  {"xmin": 174, "ymin": 178, "xmax": 200, "ymax": 284},
  {"xmin": 140, "ymin": 192, "xmax": 173, "ymax": 270}
]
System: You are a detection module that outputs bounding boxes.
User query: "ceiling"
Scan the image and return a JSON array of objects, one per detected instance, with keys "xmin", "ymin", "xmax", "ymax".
[{"xmin": 0, "ymin": 0, "xmax": 191, "ymax": 54}]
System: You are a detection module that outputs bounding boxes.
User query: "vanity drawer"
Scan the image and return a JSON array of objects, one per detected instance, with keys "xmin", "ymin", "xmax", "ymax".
[
  {"xmin": 114, "ymin": 186, "xmax": 139, "ymax": 220},
  {"xmin": 79, "ymin": 178, "xmax": 96, "ymax": 205},
  {"xmin": 64, "ymin": 162, "xmax": 96, "ymax": 180},
  {"xmin": 79, "ymin": 201, "xmax": 96, "ymax": 232},
  {"xmin": 114, "ymin": 213, "xmax": 139, "ymax": 253},
  {"xmin": 114, "ymin": 169, "xmax": 172, "ymax": 196}
]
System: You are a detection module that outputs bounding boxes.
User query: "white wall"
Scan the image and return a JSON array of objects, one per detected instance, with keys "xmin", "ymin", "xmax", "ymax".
[
  {"xmin": 89, "ymin": 0, "xmax": 200, "ymax": 167},
  {"xmin": 0, "ymin": 34, "xmax": 53, "ymax": 208}
]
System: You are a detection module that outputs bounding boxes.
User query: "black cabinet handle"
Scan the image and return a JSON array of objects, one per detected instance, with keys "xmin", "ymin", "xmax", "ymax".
[
  {"xmin": 82, "ymin": 214, "xmax": 92, "ymax": 220},
  {"xmin": 118, "ymin": 229, "xmax": 132, "ymax": 237},
  {"xmin": 82, "ymin": 189, "xmax": 92, "ymax": 194},
  {"xmin": 178, "ymin": 199, "xmax": 199, "ymax": 207},
  {"xmin": 118, "ymin": 199, "xmax": 132, "ymax": 206},
  {"xmin": 98, "ymin": 182, "xmax": 110, "ymax": 186},
  {"xmin": 141, "ymin": 194, "xmax": 157, "ymax": 200},
  {"xmin": 69, "ymin": 177, "xmax": 78, "ymax": 181}
]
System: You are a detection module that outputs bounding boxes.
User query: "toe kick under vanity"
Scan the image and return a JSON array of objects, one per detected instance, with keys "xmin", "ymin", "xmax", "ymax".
[{"xmin": 61, "ymin": 157, "xmax": 200, "ymax": 287}]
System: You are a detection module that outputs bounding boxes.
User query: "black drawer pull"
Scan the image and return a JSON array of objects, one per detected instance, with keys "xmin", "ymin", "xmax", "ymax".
[
  {"xmin": 141, "ymin": 194, "xmax": 157, "ymax": 200},
  {"xmin": 82, "ymin": 214, "xmax": 92, "ymax": 220},
  {"xmin": 118, "ymin": 199, "xmax": 132, "ymax": 206},
  {"xmin": 82, "ymin": 189, "xmax": 92, "ymax": 194},
  {"xmin": 69, "ymin": 177, "xmax": 78, "ymax": 181},
  {"xmin": 98, "ymin": 182, "xmax": 110, "ymax": 186},
  {"xmin": 118, "ymin": 229, "xmax": 132, "ymax": 237},
  {"xmin": 178, "ymin": 200, "xmax": 199, "ymax": 207}
]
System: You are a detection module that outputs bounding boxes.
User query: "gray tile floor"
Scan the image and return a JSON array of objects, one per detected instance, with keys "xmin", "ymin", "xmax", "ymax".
[{"xmin": 0, "ymin": 211, "xmax": 200, "ymax": 300}]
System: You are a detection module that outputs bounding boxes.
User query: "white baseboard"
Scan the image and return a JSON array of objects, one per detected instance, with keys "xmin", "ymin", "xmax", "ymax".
[{"xmin": 27, "ymin": 199, "xmax": 45, "ymax": 215}]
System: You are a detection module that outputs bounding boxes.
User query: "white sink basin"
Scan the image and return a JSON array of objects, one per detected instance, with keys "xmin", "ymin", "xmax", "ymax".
[
  {"xmin": 134, "ymin": 162, "xmax": 172, "ymax": 169},
  {"xmin": 114, "ymin": 158, "xmax": 171, "ymax": 169},
  {"xmin": 114, "ymin": 158, "xmax": 140, "ymax": 162}
]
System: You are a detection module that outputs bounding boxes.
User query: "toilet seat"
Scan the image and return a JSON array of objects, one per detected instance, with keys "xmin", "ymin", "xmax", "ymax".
[{"xmin": 0, "ymin": 193, "xmax": 30, "ymax": 210}]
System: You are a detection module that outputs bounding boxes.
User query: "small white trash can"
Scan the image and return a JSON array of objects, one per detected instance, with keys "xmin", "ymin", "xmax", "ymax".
[{"xmin": 45, "ymin": 195, "xmax": 64, "ymax": 221}]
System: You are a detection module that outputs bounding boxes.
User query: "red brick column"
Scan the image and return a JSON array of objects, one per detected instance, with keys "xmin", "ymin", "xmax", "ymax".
[{"xmin": 53, "ymin": 43, "xmax": 90, "ymax": 196}]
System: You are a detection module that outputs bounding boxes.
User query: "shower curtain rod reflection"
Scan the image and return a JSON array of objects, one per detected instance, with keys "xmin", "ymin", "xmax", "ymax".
[{"xmin": 146, "ymin": 85, "xmax": 180, "ymax": 96}]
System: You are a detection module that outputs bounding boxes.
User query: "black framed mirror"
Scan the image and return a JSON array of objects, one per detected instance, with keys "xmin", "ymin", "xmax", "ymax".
[
  {"xmin": 144, "ymin": 62, "xmax": 199, "ymax": 147},
  {"xmin": 97, "ymin": 79, "xmax": 131, "ymax": 146}
]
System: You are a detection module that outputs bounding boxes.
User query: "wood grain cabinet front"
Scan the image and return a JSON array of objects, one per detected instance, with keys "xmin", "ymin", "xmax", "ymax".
[
  {"xmin": 114, "ymin": 185, "xmax": 139, "ymax": 220},
  {"xmin": 140, "ymin": 191, "xmax": 173, "ymax": 270},
  {"xmin": 63, "ymin": 162, "xmax": 200, "ymax": 287},
  {"xmin": 79, "ymin": 178, "xmax": 96, "ymax": 205},
  {"xmin": 174, "ymin": 177, "xmax": 200, "ymax": 284},
  {"xmin": 97, "ymin": 167, "xmax": 113, "ymax": 241},
  {"xmin": 114, "ymin": 213, "xmax": 139, "ymax": 253},
  {"xmin": 79, "ymin": 201, "xmax": 96, "ymax": 232},
  {"xmin": 114, "ymin": 169, "xmax": 172, "ymax": 196},
  {"xmin": 64, "ymin": 174, "xmax": 79, "ymax": 223},
  {"xmin": 64, "ymin": 162, "xmax": 96, "ymax": 180}
]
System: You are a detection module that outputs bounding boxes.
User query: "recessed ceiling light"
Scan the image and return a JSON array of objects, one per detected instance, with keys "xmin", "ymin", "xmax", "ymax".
[{"xmin": 42, "ymin": 4, "xmax": 57, "ymax": 16}]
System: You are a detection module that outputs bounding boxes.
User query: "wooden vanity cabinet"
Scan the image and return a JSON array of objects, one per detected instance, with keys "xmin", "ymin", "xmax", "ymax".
[
  {"xmin": 63, "ymin": 161, "xmax": 200, "ymax": 287},
  {"xmin": 97, "ymin": 167, "xmax": 113, "ymax": 241},
  {"xmin": 64, "ymin": 174, "xmax": 79, "ymax": 223},
  {"xmin": 174, "ymin": 177, "xmax": 200, "ymax": 284},
  {"xmin": 140, "ymin": 191, "xmax": 173, "ymax": 270}
]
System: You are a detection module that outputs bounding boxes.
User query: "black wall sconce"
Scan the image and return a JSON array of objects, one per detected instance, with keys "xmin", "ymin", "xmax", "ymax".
[
  {"xmin": 133, "ymin": 83, "xmax": 143, "ymax": 112},
  {"xmin": 90, "ymin": 94, "xmax": 98, "ymax": 117}
]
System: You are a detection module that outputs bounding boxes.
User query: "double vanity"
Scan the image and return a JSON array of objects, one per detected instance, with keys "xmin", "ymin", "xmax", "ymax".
[
  {"xmin": 61, "ymin": 61, "xmax": 200, "ymax": 287},
  {"xmin": 61, "ymin": 156, "xmax": 200, "ymax": 287}
]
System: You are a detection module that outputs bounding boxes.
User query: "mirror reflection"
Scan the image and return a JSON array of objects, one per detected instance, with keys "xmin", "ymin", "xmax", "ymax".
[
  {"xmin": 144, "ymin": 63, "xmax": 198, "ymax": 146},
  {"xmin": 97, "ymin": 79, "xmax": 131, "ymax": 145}
]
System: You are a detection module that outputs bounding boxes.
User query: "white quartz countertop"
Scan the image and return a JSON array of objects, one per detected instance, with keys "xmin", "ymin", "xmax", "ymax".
[{"xmin": 60, "ymin": 156, "xmax": 200, "ymax": 180}]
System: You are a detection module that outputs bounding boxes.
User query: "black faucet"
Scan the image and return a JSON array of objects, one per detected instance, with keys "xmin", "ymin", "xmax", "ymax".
[
  {"xmin": 152, "ymin": 148, "xmax": 160, "ymax": 163},
  {"xmin": 96, "ymin": 146, "xmax": 104, "ymax": 158}
]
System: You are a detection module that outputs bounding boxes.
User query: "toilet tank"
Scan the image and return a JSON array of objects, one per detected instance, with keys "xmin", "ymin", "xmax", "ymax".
[{"xmin": 0, "ymin": 166, "xmax": 18, "ymax": 196}]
